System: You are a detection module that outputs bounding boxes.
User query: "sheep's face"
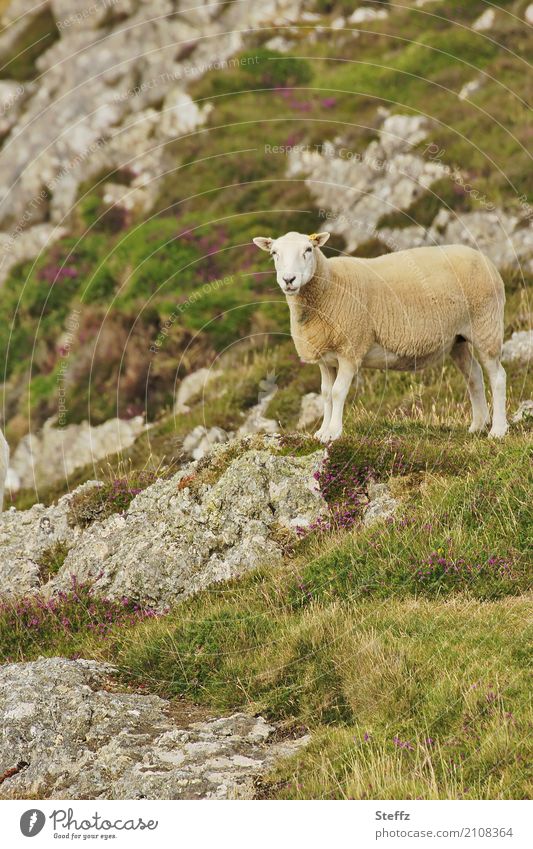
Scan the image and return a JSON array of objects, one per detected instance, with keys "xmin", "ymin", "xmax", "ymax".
[{"xmin": 253, "ymin": 231, "xmax": 330, "ymax": 295}]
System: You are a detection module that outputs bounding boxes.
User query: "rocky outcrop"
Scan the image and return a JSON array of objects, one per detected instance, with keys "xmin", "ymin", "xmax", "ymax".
[
  {"xmin": 0, "ymin": 658, "xmax": 308, "ymax": 799},
  {"xmin": 8, "ymin": 416, "xmax": 145, "ymax": 491},
  {"xmin": 0, "ymin": 439, "xmax": 326, "ymax": 606},
  {"xmin": 287, "ymin": 113, "xmax": 448, "ymax": 252},
  {"xmin": 287, "ymin": 112, "xmax": 533, "ymax": 271},
  {"xmin": 53, "ymin": 443, "xmax": 325, "ymax": 607},
  {"xmin": 0, "ymin": 0, "xmax": 306, "ymax": 284}
]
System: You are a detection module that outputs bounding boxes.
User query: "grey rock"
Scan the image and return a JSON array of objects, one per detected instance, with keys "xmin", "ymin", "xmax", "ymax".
[
  {"xmin": 511, "ymin": 400, "xmax": 533, "ymax": 423},
  {"xmin": 47, "ymin": 441, "xmax": 326, "ymax": 607},
  {"xmin": 0, "ymin": 481, "xmax": 101, "ymax": 596},
  {"xmin": 174, "ymin": 367, "xmax": 221, "ymax": 414},
  {"xmin": 288, "ymin": 114, "xmax": 447, "ymax": 253},
  {"xmin": 0, "ymin": 658, "xmax": 309, "ymax": 800},
  {"xmin": 297, "ymin": 392, "xmax": 324, "ymax": 430},
  {"xmin": 182, "ymin": 425, "xmax": 232, "ymax": 460},
  {"xmin": 238, "ymin": 385, "xmax": 279, "ymax": 436},
  {"xmin": 501, "ymin": 331, "xmax": 533, "ymax": 366},
  {"xmin": 9, "ymin": 416, "xmax": 146, "ymax": 491},
  {"xmin": 363, "ymin": 482, "xmax": 398, "ymax": 526},
  {"xmin": 0, "ymin": 0, "xmax": 306, "ymax": 269},
  {"xmin": 348, "ymin": 7, "xmax": 388, "ymax": 24}
]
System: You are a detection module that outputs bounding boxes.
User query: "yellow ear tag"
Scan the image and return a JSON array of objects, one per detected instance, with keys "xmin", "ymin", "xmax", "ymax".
[{"xmin": 308, "ymin": 233, "xmax": 319, "ymax": 241}]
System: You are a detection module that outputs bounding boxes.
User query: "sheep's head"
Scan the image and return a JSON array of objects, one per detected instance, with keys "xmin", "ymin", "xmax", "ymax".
[{"xmin": 252, "ymin": 230, "xmax": 330, "ymax": 295}]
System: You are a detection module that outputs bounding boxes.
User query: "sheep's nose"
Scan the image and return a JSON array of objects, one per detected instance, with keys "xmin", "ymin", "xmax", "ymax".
[{"xmin": 283, "ymin": 275, "xmax": 296, "ymax": 285}]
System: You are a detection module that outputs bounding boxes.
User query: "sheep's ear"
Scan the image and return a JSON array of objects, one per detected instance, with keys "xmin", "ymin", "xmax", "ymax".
[
  {"xmin": 309, "ymin": 231, "xmax": 330, "ymax": 247},
  {"xmin": 253, "ymin": 237, "xmax": 273, "ymax": 252}
]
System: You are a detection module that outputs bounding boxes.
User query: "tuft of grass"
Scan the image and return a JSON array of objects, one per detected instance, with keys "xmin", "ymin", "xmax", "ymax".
[
  {"xmin": 36, "ymin": 541, "xmax": 70, "ymax": 584},
  {"xmin": 67, "ymin": 471, "xmax": 162, "ymax": 528}
]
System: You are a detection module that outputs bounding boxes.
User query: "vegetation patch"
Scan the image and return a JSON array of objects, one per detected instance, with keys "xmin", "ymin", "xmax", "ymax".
[
  {"xmin": 0, "ymin": 584, "xmax": 162, "ymax": 664},
  {"xmin": 67, "ymin": 471, "xmax": 163, "ymax": 528},
  {"xmin": 37, "ymin": 541, "xmax": 71, "ymax": 584}
]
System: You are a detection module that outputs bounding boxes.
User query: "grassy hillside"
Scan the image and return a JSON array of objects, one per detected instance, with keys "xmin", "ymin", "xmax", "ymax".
[
  {"xmin": 1, "ymin": 0, "xmax": 531, "ymax": 441},
  {"xmin": 1, "ymin": 0, "xmax": 532, "ymax": 800}
]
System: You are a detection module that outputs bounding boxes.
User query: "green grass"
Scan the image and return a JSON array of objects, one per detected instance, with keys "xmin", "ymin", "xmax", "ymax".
[{"xmin": 3, "ymin": 413, "xmax": 531, "ymax": 798}]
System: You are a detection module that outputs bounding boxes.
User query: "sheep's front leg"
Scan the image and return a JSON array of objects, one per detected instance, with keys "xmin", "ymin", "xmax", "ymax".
[
  {"xmin": 314, "ymin": 362, "xmax": 336, "ymax": 441},
  {"xmin": 319, "ymin": 357, "xmax": 356, "ymax": 443}
]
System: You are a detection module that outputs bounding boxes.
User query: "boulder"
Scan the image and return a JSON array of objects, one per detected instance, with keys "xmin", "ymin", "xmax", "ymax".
[
  {"xmin": 0, "ymin": 658, "xmax": 309, "ymax": 800},
  {"xmin": 174, "ymin": 367, "xmax": 221, "ymax": 414}
]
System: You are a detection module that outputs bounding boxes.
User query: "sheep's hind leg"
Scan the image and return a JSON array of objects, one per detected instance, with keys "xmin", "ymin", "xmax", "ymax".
[
  {"xmin": 319, "ymin": 356, "xmax": 356, "ymax": 443},
  {"xmin": 314, "ymin": 362, "xmax": 336, "ymax": 440},
  {"xmin": 450, "ymin": 339, "xmax": 490, "ymax": 433},
  {"xmin": 478, "ymin": 352, "xmax": 508, "ymax": 438}
]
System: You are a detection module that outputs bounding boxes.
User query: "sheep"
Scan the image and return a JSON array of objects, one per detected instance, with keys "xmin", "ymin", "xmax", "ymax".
[
  {"xmin": 0, "ymin": 427, "xmax": 9, "ymax": 511},
  {"xmin": 252, "ymin": 230, "xmax": 508, "ymax": 442}
]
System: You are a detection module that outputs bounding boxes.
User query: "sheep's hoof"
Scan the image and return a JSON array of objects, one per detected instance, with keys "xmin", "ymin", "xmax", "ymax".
[
  {"xmin": 488, "ymin": 424, "xmax": 508, "ymax": 439},
  {"xmin": 468, "ymin": 419, "xmax": 490, "ymax": 434}
]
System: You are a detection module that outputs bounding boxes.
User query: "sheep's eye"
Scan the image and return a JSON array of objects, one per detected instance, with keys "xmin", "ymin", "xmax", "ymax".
[
  {"xmin": 304, "ymin": 247, "xmax": 312, "ymax": 255},
  {"xmin": 270, "ymin": 251, "xmax": 277, "ymax": 258}
]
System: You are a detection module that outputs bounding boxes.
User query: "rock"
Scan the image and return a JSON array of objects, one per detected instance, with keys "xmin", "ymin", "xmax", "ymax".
[
  {"xmin": 473, "ymin": 9, "xmax": 495, "ymax": 31},
  {"xmin": 0, "ymin": 658, "xmax": 309, "ymax": 800},
  {"xmin": 430, "ymin": 211, "xmax": 533, "ymax": 272},
  {"xmin": 238, "ymin": 402, "xmax": 279, "ymax": 436},
  {"xmin": 0, "ymin": 0, "xmax": 306, "ymax": 274},
  {"xmin": 9, "ymin": 416, "xmax": 146, "ymax": 491},
  {"xmin": 174, "ymin": 367, "xmax": 221, "ymax": 414},
  {"xmin": 238, "ymin": 377, "xmax": 279, "ymax": 435},
  {"xmin": 287, "ymin": 111, "xmax": 533, "ymax": 271},
  {"xmin": 458, "ymin": 77, "xmax": 484, "ymax": 101},
  {"xmin": 0, "ymin": 481, "xmax": 101, "ymax": 596},
  {"xmin": 512, "ymin": 400, "xmax": 533, "ymax": 423},
  {"xmin": 39, "ymin": 441, "xmax": 326, "ymax": 607},
  {"xmin": 264, "ymin": 36, "xmax": 295, "ymax": 52},
  {"xmin": 0, "ymin": 80, "xmax": 27, "ymax": 135},
  {"xmin": 288, "ymin": 113, "xmax": 447, "ymax": 252},
  {"xmin": 297, "ymin": 393, "xmax": 324, "ymax": 429},
  {"xmin": 50, "ymin": 0, "xmax": 135, "ymax": 31},
  {"xmin": 0, "ymin": 224, "xmax": 68, "ymax": 288},
  {"xmin": 348, "ymin": 7, "xmax": 388, "ymax": 24},
  {"xmin": 363, "ymin": 482, "xmax": 397, "ymax": 526},
  {"xmin": 182, "ymin": 425, "xmax": 232, "ymax": 460},
  {"xmin": 159, "ymin": 88, "xmax": 213, "ymax": 138},
  {"xmin": 501, "ymin": 331, "xmax": 533, "ymax": 366}
]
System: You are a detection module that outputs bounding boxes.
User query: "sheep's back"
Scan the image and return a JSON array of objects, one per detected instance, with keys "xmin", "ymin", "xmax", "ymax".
[{"xmin": 328, "ymin": 245, "xmax": 504, "ymax": 356}]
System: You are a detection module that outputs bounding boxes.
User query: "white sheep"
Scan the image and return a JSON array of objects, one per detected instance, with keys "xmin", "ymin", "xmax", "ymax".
[
  {"xmin": 253, "ymin": 231, "xmax": 508, "ymax": 442},
  {"xmin": 0, "ymin": 427, "xmax": 9, "ymax": 511}
]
